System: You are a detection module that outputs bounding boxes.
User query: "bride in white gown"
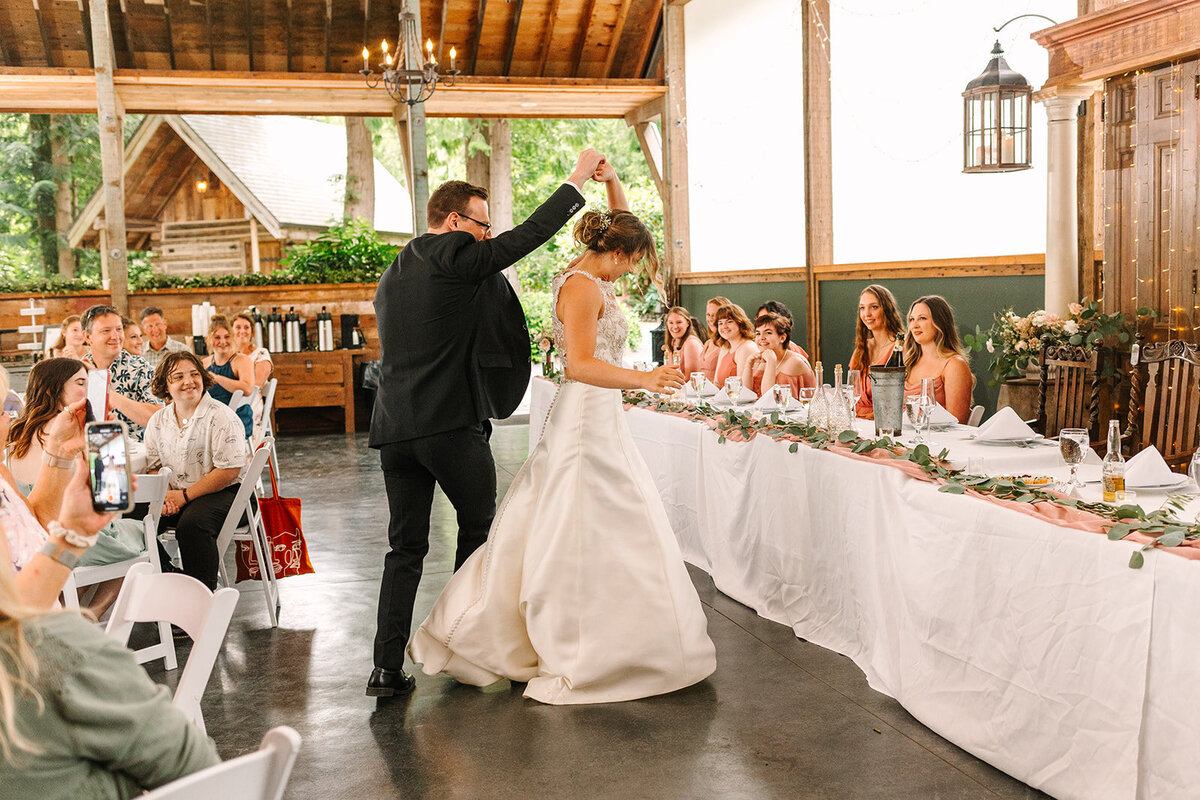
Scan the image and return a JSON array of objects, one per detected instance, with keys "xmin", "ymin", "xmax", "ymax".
[{"xmin": 407, "ymin": 164, "xmax": 716, "ymax": 705}]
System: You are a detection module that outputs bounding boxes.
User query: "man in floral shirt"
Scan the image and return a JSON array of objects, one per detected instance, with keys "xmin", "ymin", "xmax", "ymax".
[{"xmin": 81, "ymin": 305, "xmax": 163, "ymax": 441}]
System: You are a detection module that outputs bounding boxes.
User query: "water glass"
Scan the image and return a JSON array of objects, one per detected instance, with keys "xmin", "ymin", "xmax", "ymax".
[
  {"xmin": 690, "ymin": 372, "xmax": 706, "ymax": 395},
  {"xmin": 797, "ymin": 386, "xmax": 817, "ymax": 423},
  {"xmin": 845, "ymin": 369, "xmax": 862, "ymax": 416},
  {"xmin": 968, "ymin": 456, "xmax": 986, "ymax": 475},
  {"xmin": 1059, "ymin": 428, "xmax": 1090, "ymax": 488},
  {"xmin": 905, "ymin": 394, "xmax": 931, "ymax": 444},
  {"xmin": 771, "ymin": 384, "xmax": 792, "ymax": 411},
  {"xmin": 724, "ymin": 376, "xmax": 742, "ymax": 401}
]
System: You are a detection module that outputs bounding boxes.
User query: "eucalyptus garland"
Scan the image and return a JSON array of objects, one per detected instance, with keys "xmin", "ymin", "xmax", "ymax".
[{"xmin": 620, "ymin": 391, "xmax": 1200, "ymax": 569}]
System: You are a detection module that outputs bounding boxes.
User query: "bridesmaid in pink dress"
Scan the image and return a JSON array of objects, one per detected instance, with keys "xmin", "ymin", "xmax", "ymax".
[
  {"xmin": 662, "ymin": 306, "xmax": 705, "ymax": 376},
  {"xmin": 849, "ymin": 284, "xmax": 905, "ymax": 419},
  {"xmin": 749, "ymin": 312, "xmax": 815, "ymax": 397},
  {"xmin": 711, "ymin": 302, "xmax": 758, "ymax": 388},
  {"xmin": 903, "ymin": 295, "xmax": 974, "ymax": 423},
  {"xmin": 699, "ymin": 296, "xmax": 729, "ymax": 383}
]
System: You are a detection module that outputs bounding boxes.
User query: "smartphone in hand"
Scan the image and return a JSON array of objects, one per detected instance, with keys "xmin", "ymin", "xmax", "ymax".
[
  {"xmin": 85, "ymin": 420, "xmax": 134, "ymax": 514},
  {"xmin": 86, "ymin": 369, "xmax": 110, "ymax": 424}
]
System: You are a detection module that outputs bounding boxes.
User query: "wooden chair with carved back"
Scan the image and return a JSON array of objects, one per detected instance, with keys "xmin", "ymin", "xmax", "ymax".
[
  {"xmin": 1036, "ymin": 344, "xmax": 1102, "ymax": 439},
  {"xmin": 1124, "ymin": 338, "xmax": 1200, "ymax": 468}
]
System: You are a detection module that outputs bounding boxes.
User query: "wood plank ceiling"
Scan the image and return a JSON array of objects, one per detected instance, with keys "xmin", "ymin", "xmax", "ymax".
[{"xmin": 0, "ymin": 0, "xmax": 664, "ymax": 80}]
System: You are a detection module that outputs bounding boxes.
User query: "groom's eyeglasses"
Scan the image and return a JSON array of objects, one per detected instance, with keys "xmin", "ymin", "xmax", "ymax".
[{"xmin": 458, "ymin": 213, "xmax": 492, "ymax": 233}]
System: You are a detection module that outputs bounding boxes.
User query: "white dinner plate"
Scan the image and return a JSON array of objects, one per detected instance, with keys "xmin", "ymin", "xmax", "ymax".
[
  {"xmin": 974, "ymin": 437, "xmax": 1041, "ymax": 446},
  {"xmin": 1128, "ymin": 476, "xmax": 1192, "ymax": 491}
]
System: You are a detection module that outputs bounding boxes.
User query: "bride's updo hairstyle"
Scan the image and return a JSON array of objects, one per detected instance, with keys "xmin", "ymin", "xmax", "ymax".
[{"xmin": 573, "ymin": 210, "xmax": 662, "ymax": 289}]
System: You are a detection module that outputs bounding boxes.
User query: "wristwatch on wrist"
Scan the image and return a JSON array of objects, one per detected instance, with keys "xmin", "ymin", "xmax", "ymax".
[
  {"xmin": 182, "ymin": 487, "xmax": 190, "ymax": 503},
  {"xmin": 42, "ymin": 451, "xmax": 74, "ymax": 469},
  {"xmin": 38, "ymin": 540, "xmax": 80, "ymax": 570}
]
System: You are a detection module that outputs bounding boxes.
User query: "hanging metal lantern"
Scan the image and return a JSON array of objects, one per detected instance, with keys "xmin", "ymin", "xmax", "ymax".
[{"xmin": 963, "ymin": 41, "xmax": 1032, "ymax": 173}]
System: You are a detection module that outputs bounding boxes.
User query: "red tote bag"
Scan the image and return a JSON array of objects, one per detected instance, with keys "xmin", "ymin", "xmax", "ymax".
[{"xmin": 235, "ymin": 455, "xmax": 315, "ymax": 583}]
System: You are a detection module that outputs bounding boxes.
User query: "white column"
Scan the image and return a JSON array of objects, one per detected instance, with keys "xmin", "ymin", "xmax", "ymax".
[{"xmin": 1039, "ymin": 90, "xmax": 1090, "ymax": 315}]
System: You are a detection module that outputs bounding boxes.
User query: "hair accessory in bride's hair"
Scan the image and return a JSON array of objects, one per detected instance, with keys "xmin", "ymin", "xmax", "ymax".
[{"xmin": 597, "ymin": 209, "xmax": 613, "ymax": 233}]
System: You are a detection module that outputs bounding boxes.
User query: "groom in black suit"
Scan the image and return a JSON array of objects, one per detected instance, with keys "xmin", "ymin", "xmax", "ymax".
[{"xmin": 367, "ymin": 148, "xmax": 604, "ymax": 696}]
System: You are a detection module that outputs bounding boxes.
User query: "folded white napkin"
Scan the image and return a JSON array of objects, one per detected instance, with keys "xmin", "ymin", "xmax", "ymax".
[
  {"xmin": 713, "ymin": 386, "xmax": 758, "ymax": 405},
  {"xmin": 1125, "ymin": 445, "xmax": 1180, "ymax": 488},
  {"xmin": 754, "ymin": 390, "xmax": 799, "ymax": 412},
  {"xmin": 973, "ymin": 406, "xmax": 1037, "ymax": 441},
  {"xmin": 927, "ymin": 402, "xmax": 958, "ymax": 426},
  {"xmin": 682, "ymin": 377, "xmax": 719, "ymax": 397}
]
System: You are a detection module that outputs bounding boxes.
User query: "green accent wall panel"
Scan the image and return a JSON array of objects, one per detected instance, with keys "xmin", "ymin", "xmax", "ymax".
[{"xmin": 679, "ymin": 283, "xmax": 808, "ymax": 349}]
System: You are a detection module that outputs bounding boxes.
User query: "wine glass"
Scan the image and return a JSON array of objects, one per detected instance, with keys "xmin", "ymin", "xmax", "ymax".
[
  {"xmin": 905, "ymin": 394, "xmax": 931, "ymax": 445},
  {"xmin": 797, "ymin": 386, "xmax": 817, "ymax": 424},
  {"xmin": 724, "ymin": 376, "xmax": 743, "ymax": 403},
  {"xmin": 1059, "ymin": 428, "xmax": 1090, "ymax": 489}
]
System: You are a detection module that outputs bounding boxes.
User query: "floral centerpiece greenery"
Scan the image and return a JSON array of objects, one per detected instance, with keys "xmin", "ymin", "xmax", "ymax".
[{"xmin": 963, "ymin": 299, "xmax": 1151, "ymax": 385}]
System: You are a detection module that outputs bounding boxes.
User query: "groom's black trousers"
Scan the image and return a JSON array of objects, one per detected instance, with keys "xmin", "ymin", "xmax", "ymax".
[{"xmin": 374, "ymin": 420, "xmax": 496, "ymax": 671}]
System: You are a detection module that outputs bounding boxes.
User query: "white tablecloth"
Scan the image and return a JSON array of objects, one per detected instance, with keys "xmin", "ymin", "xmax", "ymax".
[{"xmin": 530, "ymin": 378, "xmax": 1200, "ymax": 800}]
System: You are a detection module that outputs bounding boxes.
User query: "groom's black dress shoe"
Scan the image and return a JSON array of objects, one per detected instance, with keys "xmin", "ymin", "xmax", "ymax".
[{"xmin": 366, "ymin": 667, "xmax": 416, "ymax": 697}]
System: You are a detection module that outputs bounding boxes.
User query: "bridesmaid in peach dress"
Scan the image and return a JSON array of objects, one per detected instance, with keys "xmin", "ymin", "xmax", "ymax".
[
  {"xmin": 712, "ymin": 302, "xmax": 758, "ymax": 388},
  {"xmin": 662, "ymin": 306, "xmax": 705, "ymax": 376},
  {"xmin": 903, "ymin": 295, "xmax": 974, "ymax": 423},
  {"xmin": 749, "ymin": 312, "xmax": 814, "ymax": 397},
  {"xmin": 849, "ymin": 284, "xmax": 905, "ymax": 419},
  {"xmin": 699, "ymin": 296, "xmax": 729, "ymax": 383}
]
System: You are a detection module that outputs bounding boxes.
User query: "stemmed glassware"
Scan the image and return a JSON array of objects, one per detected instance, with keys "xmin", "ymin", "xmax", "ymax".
[
  {"xmin": 844, "ymin": 369, "xmax": 861, "ymax": 420},
  {"xmin": 905, "ymin": 394, "xmax": 931, "ymax": 444},
  {"xmin": 797, "ymin": 386, "xmax": 817, "ymax": 424},
  {"xmin": 1059, "ymin": 428, "xmax": 1090, "ymax": 489}
]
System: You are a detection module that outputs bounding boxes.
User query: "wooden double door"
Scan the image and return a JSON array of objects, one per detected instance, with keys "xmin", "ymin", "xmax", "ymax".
[{"xmin": 1103, "ymin": 58, "xmax": 1200, "ymax": 342}]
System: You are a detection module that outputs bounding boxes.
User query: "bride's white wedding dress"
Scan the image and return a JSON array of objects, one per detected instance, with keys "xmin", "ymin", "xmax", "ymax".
[{"xmin": 407, "ymin": 269, "xmax": 716, "ymax": 705}]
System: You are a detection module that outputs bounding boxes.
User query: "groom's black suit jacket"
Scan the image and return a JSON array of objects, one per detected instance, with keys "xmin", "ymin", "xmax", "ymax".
[{"xmin": 369, "ymin": 183, "xmax": 584, "ymax": 447}]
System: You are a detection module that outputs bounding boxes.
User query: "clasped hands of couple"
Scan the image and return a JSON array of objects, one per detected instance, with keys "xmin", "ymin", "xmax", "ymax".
[{"xmin": 567, "ymin": 149, "xmax": 686, "ymax": 397}]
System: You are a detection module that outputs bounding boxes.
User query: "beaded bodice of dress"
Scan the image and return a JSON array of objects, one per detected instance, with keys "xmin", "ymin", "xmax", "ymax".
[{"xmin": 551, "ymin": 269, "xmax": 627, "ymax": 370}]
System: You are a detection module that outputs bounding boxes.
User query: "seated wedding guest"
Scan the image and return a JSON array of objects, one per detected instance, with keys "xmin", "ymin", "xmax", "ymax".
[
  {"xmin": 232, "ymin": 313, "xmax": 273, "ymax": 439},
  {"xmin": 7, "ymin": 358, "xmax": 144, "ymax": 613},
  {"xmin": 849, "ymin": 284, "xmax": 905, "ymax": 419},
  {"xmin": 755, "ymin": 300, "xmax": 810, "ymax": 361},
  {"xmin": 81, "ymin": 305, "xmax": 161, "ymax": 443},
  {"xmin": 49, "ymin": 314, "xmax": 86, "ymax": 361},
  {"xmin": 202, "ymin": 316, "xmax": 254, "ymax": 439},
  {"xmin": 662, "ymin": 306, "xmax": 705, "ymax": 375},
  {"xmin": 122, "ymin": 317, "xmax": 144, "ymax": 357},
  {"xmin": 0, "ymin": 515, "xmax": 220, "ymax": 799},
  {"xmin": 139, "ymin": 306, "xmax": 190, "ymax": 372},
  {"xmin": 750, "ymin": 312, "xmax": 815, "ymax": 396},
  {"xmin": 904, "ymin": 295, "xmax": 974, "ymax": 423},
  {"xmin": 144, "ymin": 351, "xmax": 249, "ymax": 589},
  {"xmin": 700, "ymin": 296, "xmax": 731, "ymax": 382},
  {"xmin": 712, "ymin": 302, "xmax": 758, "ymax": 388}
]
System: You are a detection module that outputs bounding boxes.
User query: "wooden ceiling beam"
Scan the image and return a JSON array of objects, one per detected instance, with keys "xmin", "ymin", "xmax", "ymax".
[
  {"xmin": 80, "ymin": 0, "xmax": 94, "ymax": 68},
  {"xmin": 324, "ymin": 0, "xmax": 333, "ymax": 72},
  {"xmin": 642, "ymin": 19, "xmax": 662, "ymax": 79},
  {"xmin": 535, "ymin": 0, "xmax": 561, "ymax": 77},
  {"xmin": 162, "ymin": 0, "xmax": 175, "ymax": 70},
  {"xmin": 0, "ymin": 68, "xmax": 667, "ymax": 117},
  {"xmin": 436, "ymin": 0, "xmax": 448, "ymax": 61},
  {"xmin": 285, "ymin": 0, "xmax": 292, "ymax": 71},
  {"xmin": 245, "ymin": 0, "xmax": 254, "ymax": 71},
  {"xmin": 0, "ymin": 16, "xmax": 12, "ymax": 66},
  {"xmin": 571, "ymin": 0, "xmax": 597, "ymax": 76},
  {"xmin": 631, "ymin": 7, "xmax": 659, "ymax": 80},
  {"xmin": 204, "ymin": 0, "xmax": 214, "ymax": 69},
  {"xmin": 602, "ymin": 0, "xmax": 632, "ymax": 79},
  {"xmin": 32, "ymin": 0, "xmax": 55, "ymax": 67},
  {"xmin": 501, "ymin": 0, "xmax": 524, "ymax": 76},
  {"xmin": 117, "ymin": 0, "xmax": 136, "ymax": 69},
  {"xmin": 469, "ymin": 0, "xmax": 487, "ymax": 74}
]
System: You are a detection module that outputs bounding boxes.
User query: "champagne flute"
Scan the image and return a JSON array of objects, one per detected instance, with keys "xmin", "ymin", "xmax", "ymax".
[
  {"xmin": 1060, "ymin": 428, "xmax": 1090, "ymax": 488},
  {"xmin": 906, "ymin": 394, "xmax": 931, "ymax": 445}
]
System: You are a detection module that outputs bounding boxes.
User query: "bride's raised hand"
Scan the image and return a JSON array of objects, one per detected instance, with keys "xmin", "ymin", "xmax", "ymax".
[
  {"xmin": 641, "ymin": 365, "xmax": 684, "ymax": 393},
  {"xmin": 592, "ymin": 160, "xmax": 616, "ymax": 183}
]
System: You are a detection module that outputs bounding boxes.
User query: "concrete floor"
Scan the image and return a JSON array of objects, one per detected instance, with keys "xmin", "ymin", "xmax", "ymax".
[{"xmin": 148, "ymin": 425, "xmax": 1047, "ymax": 799}]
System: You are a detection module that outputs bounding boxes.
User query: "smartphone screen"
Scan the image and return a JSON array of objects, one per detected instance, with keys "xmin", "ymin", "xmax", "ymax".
[
  {"xmin": 86, "ymin": 369, "xmax": 109, "ymax": 424},
  {"xmin": 86, "ymin": 421, "xmax": 134, "ymax": 514}
]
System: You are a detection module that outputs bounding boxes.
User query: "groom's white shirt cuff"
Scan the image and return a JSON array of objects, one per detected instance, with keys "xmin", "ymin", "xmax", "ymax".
[{"xmin": 561, "ymin": 179, "xmax": 587, "ymax": 196}]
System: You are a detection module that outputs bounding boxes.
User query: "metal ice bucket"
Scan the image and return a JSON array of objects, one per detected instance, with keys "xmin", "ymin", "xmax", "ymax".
[{"xmin": 868, "ymin": 366, "xmax": 906, "ymax": 437}]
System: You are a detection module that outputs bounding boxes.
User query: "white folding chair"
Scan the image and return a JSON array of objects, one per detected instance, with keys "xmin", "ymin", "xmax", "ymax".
[
  {"xmin": 967, "ymin": 405, "xmax": 985, "ymax": 427},
  {"xmin": 259, "ymin": 378, "xmax": 280, "ymax": 482},
  {"xmin": 160, "ymin": 439, "xmax": 280, "ymax": 627},
  {"xmin": 62, "ymin": 469, "xmax": 177, "ymax": 668},
  {"xmin": 106, "ymin": 562, "xmax": 239, "ymax": 735},
  {"xmin": 139, "ymin": 727, "xmax": 301, "ymax": 800}
]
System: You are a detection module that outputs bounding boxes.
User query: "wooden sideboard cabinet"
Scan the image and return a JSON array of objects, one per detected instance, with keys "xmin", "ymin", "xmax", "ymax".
[{"xmin": 270, "ymin": 349, "xmax": 378, "ymax": 434}]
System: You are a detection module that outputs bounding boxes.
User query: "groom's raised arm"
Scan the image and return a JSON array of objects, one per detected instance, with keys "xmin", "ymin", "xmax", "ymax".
[{"xmin": 440, "ymin": 149, "xmax": 603, "ymax": 284}]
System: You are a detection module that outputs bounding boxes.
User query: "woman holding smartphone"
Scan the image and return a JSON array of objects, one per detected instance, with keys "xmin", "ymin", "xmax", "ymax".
[{"xmin": 143, "ymin": 352, "xmax": 249, "ymax": 590}]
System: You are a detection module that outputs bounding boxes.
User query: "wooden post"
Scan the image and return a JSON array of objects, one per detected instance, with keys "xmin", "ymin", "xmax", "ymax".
[
  {"xmin": 402, "ymin": 0, "xmax": 429, "ymax": 234},
  {"xmin": 802, "ymin": 0, "xmax": 833, "ymax": 362},
  {"xmin": 89, "ymin": 0, "xmax": 129, "ymax": 314},
  {"xmin": 343, "ymin": 116, "xmax": 376, "ymax": 223},
  {"xmin": 631, "ymin": 122, "xmax": 665, "ymax": 200},
  {"xmin": 1077, "ymin": 91, "xmax": 1099, "ymax": 302},
  {"xmin": 488, "ymin": 119, "xmax": 519, "ymax": 291},
  {"xmin": 51, "ymin": 116, "xmax": 76, "ymax": 278},
  {"xmin": 661, "ymin": 1, "xmax": 690, "ymax": 306},
  {"xmin": 248, "ymin": 214, "xmax": 262, "ymax": 274}
]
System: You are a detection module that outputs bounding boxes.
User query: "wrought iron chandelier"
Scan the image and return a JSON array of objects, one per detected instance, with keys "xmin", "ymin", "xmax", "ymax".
[{"xmin": 360, "ymin": 11, "xmax": 460, "ymax": 107}]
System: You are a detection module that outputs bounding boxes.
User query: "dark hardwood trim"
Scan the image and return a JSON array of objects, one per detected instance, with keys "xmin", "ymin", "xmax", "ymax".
[
  {"xmin": 535, "ymin": 0, "xmax": 561, "ymax": 77},
  {"xmin": 642, "ymin": 18, "xmax": 662, "ymax": 79},
  {"xmin": 603, "ymin": 0, "xmax": 632, "ymax": 78},
  {"xmin": 244, "ymin": 0, "xmax": 254, "ymax": 71},
  {"xmin": 675, "ymin": 255, "xmax": 1050, "ymax": 285},
  {"xmin": 33, "ymin": 0, "xmax": 55, "ymax": 67},
  {"xmin": 469, "ymin": 0, "xmax": 487, "ymax": 74},
  {"xmin": 501, "ymin": 0, "xmax": 524, "ymax": 76},
  {"xmin": 571, "ymin": 0, "xmax": 597, "ymax": 76},
  {"xmin": 162, "ymin": 0, "xmax": 176, "ymax": 70}
]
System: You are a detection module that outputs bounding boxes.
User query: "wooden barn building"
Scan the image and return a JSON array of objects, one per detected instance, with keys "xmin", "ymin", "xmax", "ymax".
[{"xmin": 68, "ymin": 114, "xmax": 412, "ymax": 276}]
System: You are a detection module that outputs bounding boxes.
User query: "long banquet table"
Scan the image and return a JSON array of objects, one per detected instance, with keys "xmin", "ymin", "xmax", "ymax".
[{"xmin": 529, "ymin": 378, "xmax": 1200, "ymax": 800}]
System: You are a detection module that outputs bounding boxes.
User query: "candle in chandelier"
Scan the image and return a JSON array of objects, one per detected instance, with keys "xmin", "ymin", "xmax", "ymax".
[
  {"xmin": 385, "ymin": 53, "xmax": 392, "ymax": 66},
  {"xmin": 426, "ymin": 39, "xmax": 434, "ymax": 65},
  {"xmin": 450, "ymin": 47, "xmax": 456, "ymax": 71},
  {"xmin": 381, "ymin": 40, "xmax": 388, "ymax": 54},
  {"xmin": 362, "ymin": 47, "xmax": 369, "ymax": 72}
]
